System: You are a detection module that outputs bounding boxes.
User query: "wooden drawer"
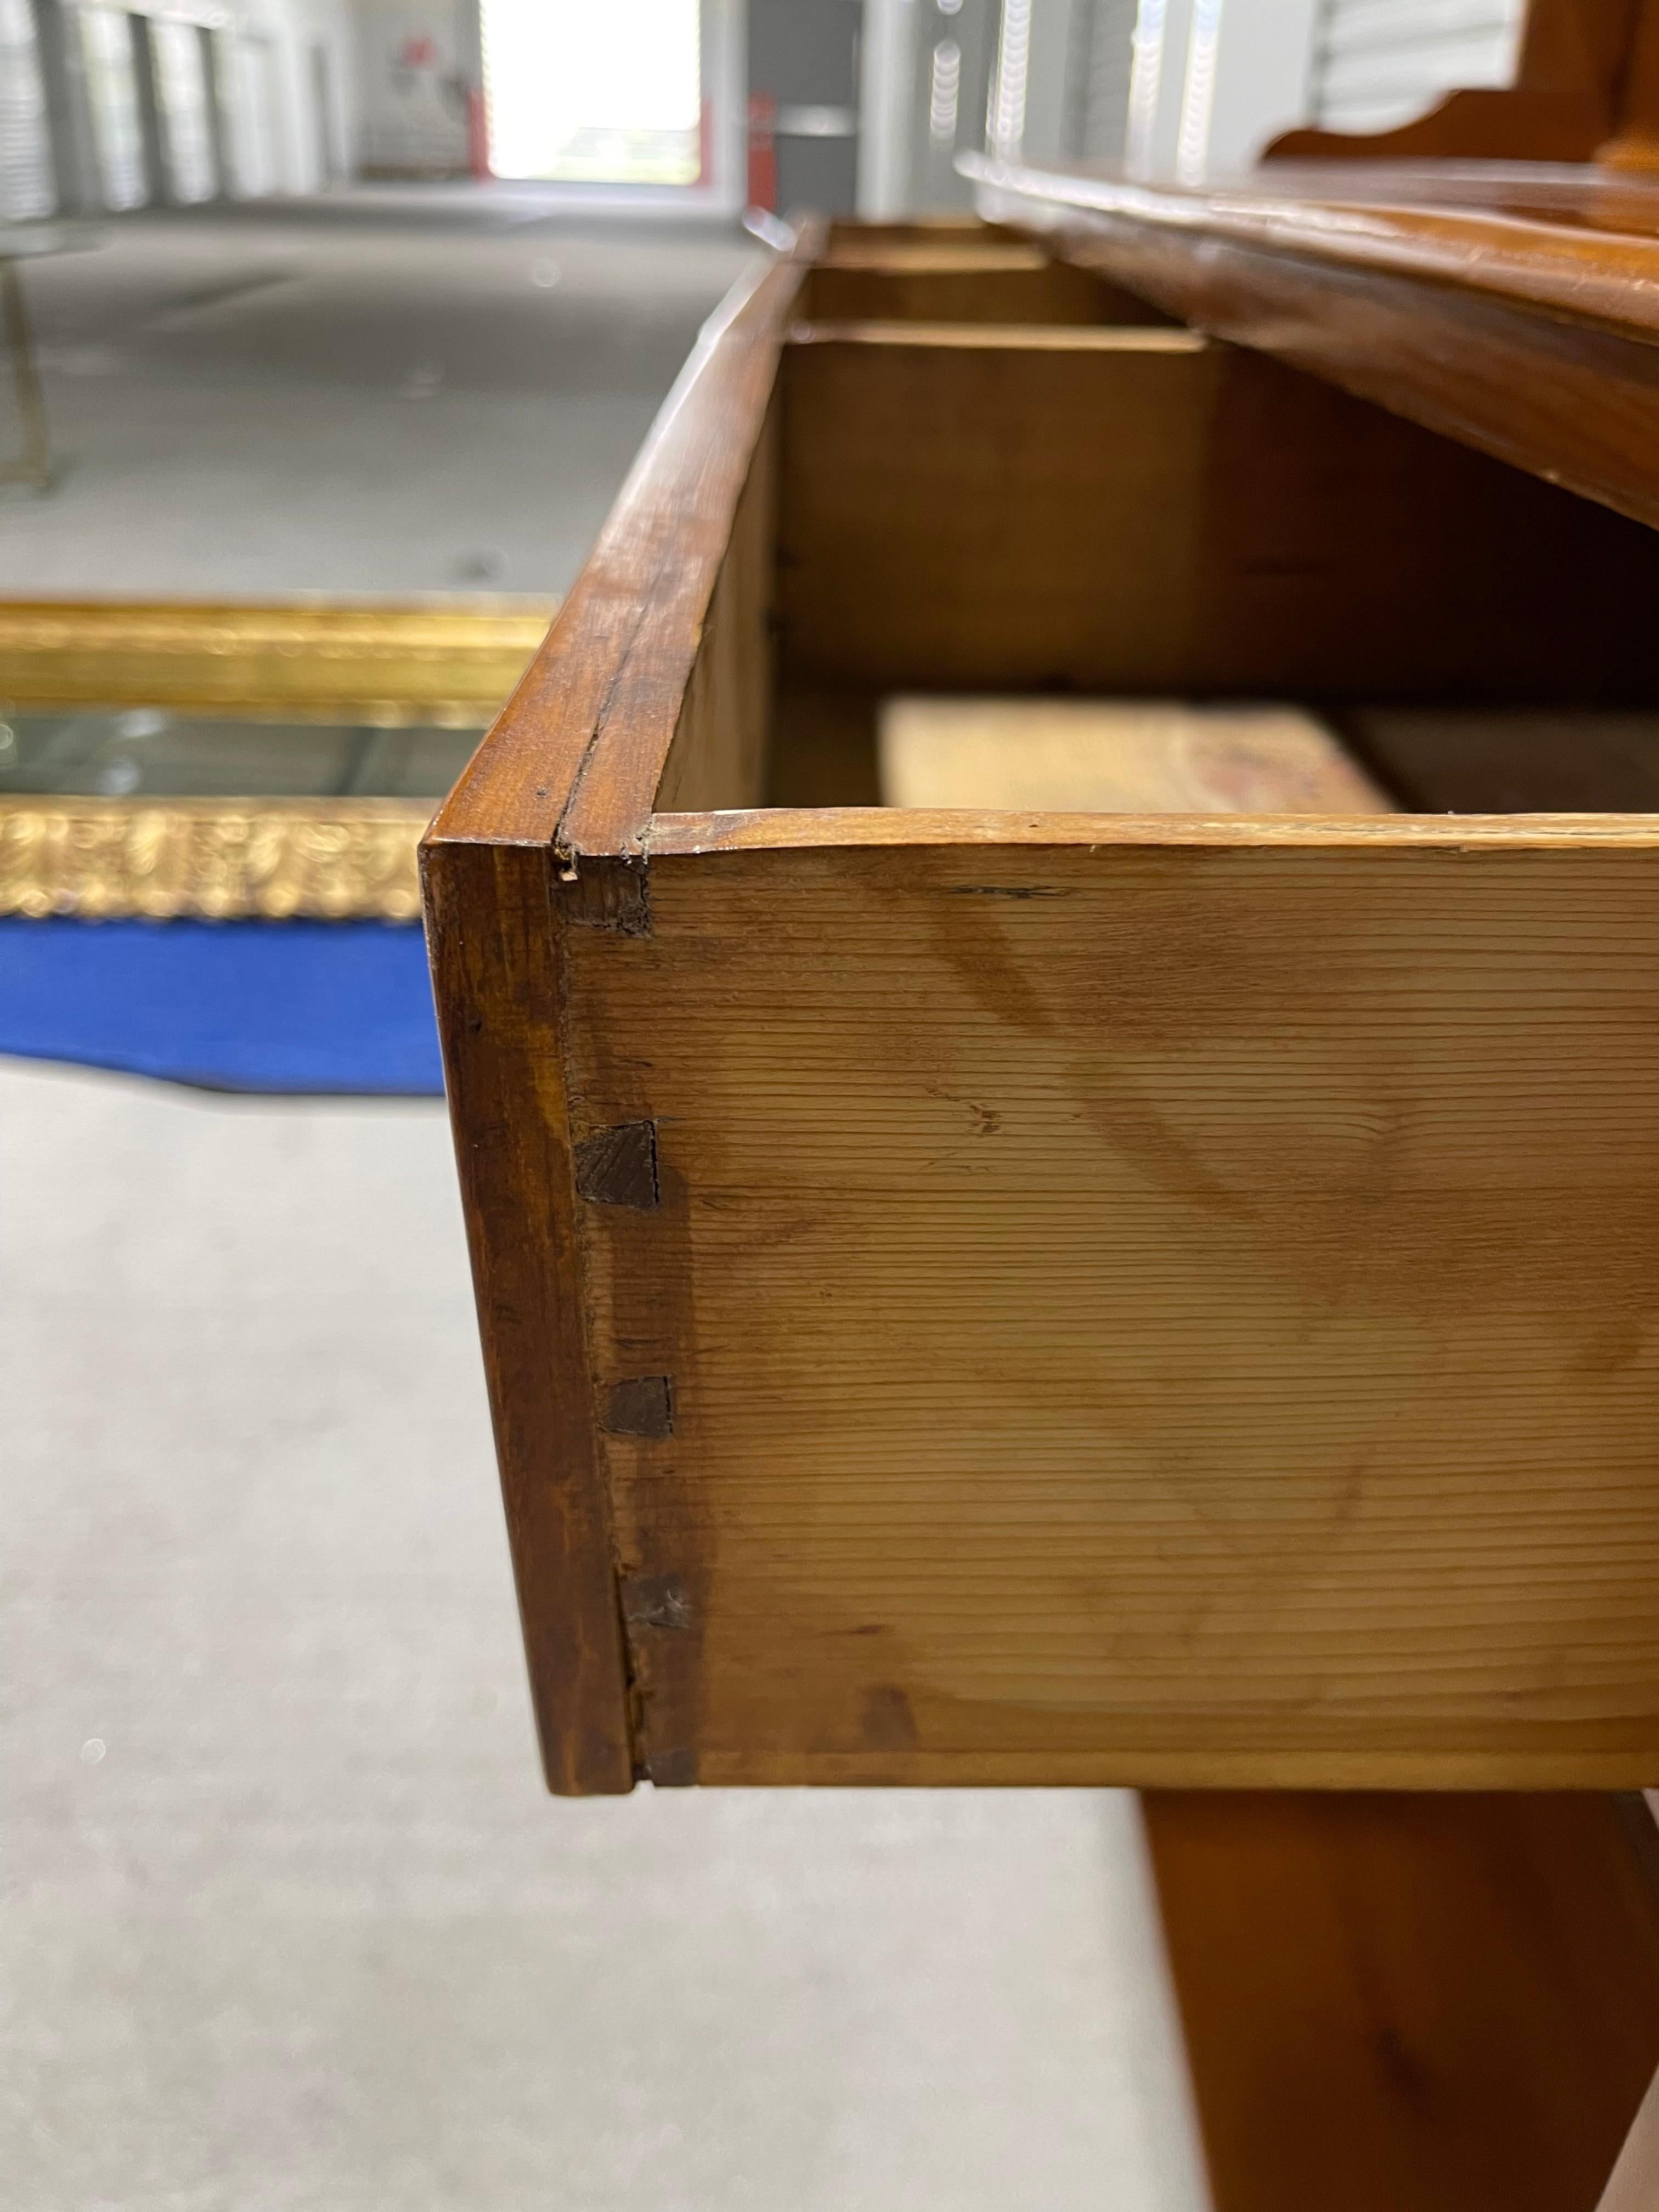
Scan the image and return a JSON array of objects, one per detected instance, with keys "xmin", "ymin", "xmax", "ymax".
[{"xmin": 424, "ymin": 222, "xmax": 1659, "ymax": 1797}]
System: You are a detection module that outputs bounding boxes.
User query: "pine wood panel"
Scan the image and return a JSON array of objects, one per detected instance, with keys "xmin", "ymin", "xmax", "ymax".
[
  {"xmin": 568, "ymin": 833, "xmax": 1659, "ymax": 1788},
  {"xmin": 1145, "ymin": 1791, "xmax": 1659, "ymax": 2212},
  {"xmin": 776, "ymin": 326, "xmax": 1659, "ymax": 696},
  {"xmin": 766, "ymin": 689, "xmax": 883, "ymax": 808},
  {"xmin": 878, "ymin": 698, "xmax": 1391, "ymax": 812},
  {"xmin": 799, "ymin": 256, "xmax": 1169, "ymax": 325}
]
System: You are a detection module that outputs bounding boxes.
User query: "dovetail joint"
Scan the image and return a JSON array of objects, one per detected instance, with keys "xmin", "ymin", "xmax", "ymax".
[
  {"xmin": 603, "ymin": 1374, "xmax": 674, "ymax": 1438},
  {"xmin": 574, "ymin": 1120, "xmax": 659, "ymax": 1209}
]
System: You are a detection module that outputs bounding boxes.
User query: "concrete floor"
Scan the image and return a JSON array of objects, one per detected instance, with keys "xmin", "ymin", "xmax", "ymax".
[
  {"xmin": 1, "ymin": 193, "xmax": 754, "ymax": 597},
  {"xmin": 0, "ymin": 194, "xmax": 1213, "ymax": 2209},
  {"xmin": 2, "ymin": 1060, "xmax": 1209, "ymax": 2212}
]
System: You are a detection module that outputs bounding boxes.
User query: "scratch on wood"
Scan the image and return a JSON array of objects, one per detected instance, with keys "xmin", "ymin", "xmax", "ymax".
[
  {"xmin": 947, "ymin": 884, "xmax": 1073, "ymax": 899},
  {"xmin": 623, "ymin": 1572, "xmax": 693, "ymax": 1632}
]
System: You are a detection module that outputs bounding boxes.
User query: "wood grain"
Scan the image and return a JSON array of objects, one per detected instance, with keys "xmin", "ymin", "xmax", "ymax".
[
  {"xmin": 420, "ymin": 839, "xmax": 633, "ymax": 1794},
  {"xmin": 652, "ymin": 393, "xmax": 778, "ymax": 814},
  {"xmin": 648, "ymin": 809, "xmax": 1659, "ymax": 856},
  {"xmin": 800, "ymin": 255, "xmax": 1170, "ymax": 326},
  {"xmin": 427, "ymin": 216, "xmax": 1659, "ymax": 1797},
  {"xmin": 787, "ymin": 322, "xmax": 1200, "ymax": 352},
  {"xmin": 877, "ymin": 697, "xmax": 1391, "ymax": 813},
  {"xmin": 776, "ymin": 325, "xmax": 1659, "ymax": 696},
  {"xmin": 423, "ymin": 233, "xmax": 819, "ymax": 1790},
  {"xmin": 431, "ymin": 232, "xmax": 816, "ymax": 856},
  {"xmin": 1604, "ymin": 0, "xmax": 1659, "ymax": 163},
  {"xmin": 970, "ymin": 156, "xmax": 1659, "ymax": 529},
  {"xmin": 1146, "ymin": 1791, "xmax": 1659, "ymax": 2212},
  {"xmin": 1266, "ymin": 0, "xmax": 1640, "ymax": 160},
  {"xmin": 974, "ymin": 159, "xmax": 1659, "ymax": 335},
  {"xmin": 569, "ymin": 833, "xmax": 1659, "ymax": 1788}
]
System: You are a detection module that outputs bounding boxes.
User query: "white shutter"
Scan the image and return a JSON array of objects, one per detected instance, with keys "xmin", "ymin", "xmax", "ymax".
[
  {"xmin": 79, "ymin": 5, "xmax": 147, "ymax": 210},
  {"xmin": 0, "ymin": 0, "xmax": 55, "ymax": 219},
  {"xmin": 1075, "ymin": 0, "xmax": 1141, "ymax": 161},
  {"xmin": 221, "ymin": 36, "xmax": 279, "ymax": 199},
  {"xmin": 150, "ymin": 19, "xmax": 215, "ymax": 202}
]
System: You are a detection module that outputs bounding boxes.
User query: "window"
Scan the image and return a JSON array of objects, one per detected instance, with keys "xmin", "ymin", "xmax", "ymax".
[
  {"xmin": 150, "ymin": 18, "xmax": 216, "ymax": 203},
  {"xmin": 0, "ymin": 0, "xmax": 54, "ymax": 219},
  {"xmin": 481, "ymin": 0, "xmax": 704, "ymax": 185}
]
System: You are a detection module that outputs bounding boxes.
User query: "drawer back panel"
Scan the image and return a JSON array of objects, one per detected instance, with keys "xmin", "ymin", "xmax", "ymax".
[{"xmin": 774, "ymin": 330, "xmax": 1659, "ymax": 703}]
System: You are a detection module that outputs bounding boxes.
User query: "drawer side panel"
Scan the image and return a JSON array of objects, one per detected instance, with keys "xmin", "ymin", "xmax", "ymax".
[{"xmin": 567, "ymin": 836, "xmax": 1659, "ymax": 1786}]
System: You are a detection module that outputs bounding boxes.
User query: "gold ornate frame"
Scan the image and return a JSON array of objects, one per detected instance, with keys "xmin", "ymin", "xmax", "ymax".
[{"xmin": 0, "ymin": 599, "xmax": 552, "ymax": 919}]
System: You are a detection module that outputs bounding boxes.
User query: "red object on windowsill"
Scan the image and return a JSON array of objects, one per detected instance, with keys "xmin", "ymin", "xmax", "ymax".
[{"xmin": 747, "ymin": 91, "xmax": 777, "ymax": 212}]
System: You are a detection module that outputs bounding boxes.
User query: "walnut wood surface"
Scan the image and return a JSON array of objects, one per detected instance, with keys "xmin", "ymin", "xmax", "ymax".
[
  {"xmin": 968, "ymin": 155, "xmax": 1659, "ymax": 528},
  {"xmin": 1266, "ymin": 0, "xmax": 1642, "ymax": 162},
  {"xmin": 432, "ymin": 234, "xmax": 816, "ymax": 857},
  {"xmin": 422, "ymin": 236, "xmax": 818, "ymax": 1791},
  {"xmin": 1146, "ymin": 1792, "xmax": 1659, "ymax": 2212},
  {"xmin": 420, "ymin": 840, "xmax": 633, "ymax": 1793}
]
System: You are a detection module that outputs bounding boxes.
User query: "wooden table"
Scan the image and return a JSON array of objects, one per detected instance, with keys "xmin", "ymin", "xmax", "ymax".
[{"xmin": 963, "ymin": 153, "xmax": 1659, "ymax": 530}]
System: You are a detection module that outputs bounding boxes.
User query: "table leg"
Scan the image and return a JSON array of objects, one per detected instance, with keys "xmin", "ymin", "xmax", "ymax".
[{"xmin": 1, "ymin": 259, "xmax": 52, "ymax": 492}]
